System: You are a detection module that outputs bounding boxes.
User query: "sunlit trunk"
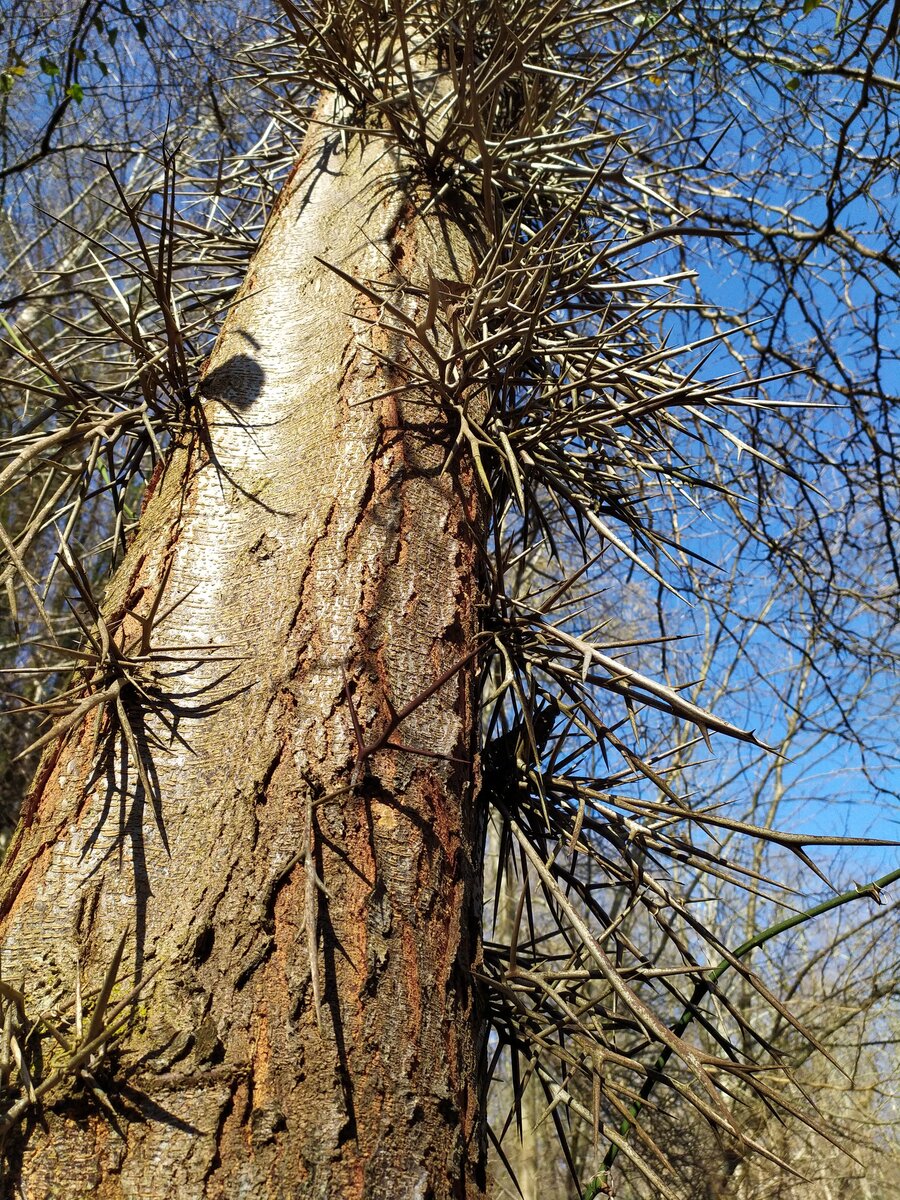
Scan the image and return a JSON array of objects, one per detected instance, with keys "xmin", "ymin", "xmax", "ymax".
[{"xmin": 0, "ymin": 94, "xmax": 487, "ymax": 1198}]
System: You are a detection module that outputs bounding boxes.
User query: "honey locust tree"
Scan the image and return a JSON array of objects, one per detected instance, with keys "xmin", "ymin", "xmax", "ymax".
[{"xmin": 0, "ymin": 2, "xmax": 898, "ymax": 1198}]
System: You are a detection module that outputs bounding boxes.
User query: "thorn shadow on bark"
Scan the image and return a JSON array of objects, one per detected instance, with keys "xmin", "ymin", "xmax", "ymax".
[
  {"xmin": 197, "ymin": 353, "xmax": 264, "ymax": 411},
  {"xmin": 316, "ymin": 876, "xmax": 359, "ymax": 1146},
  {"xmin": 77, "ymin": 669, "xmax": 250, "ymax": 977},
  {"xmin": 193, "ymin": 351, "xmax": 310, "ymax": 519},
  {"xmin": 112, "ymin": 1080, "xmax": 205, "ymax": 1135},
  {"xmin": 350, "ymin": 141, "xmax": 485, "ymax": 265},
  {"xmin": 1, "ymin": 1078, "xmax": 204, "ymax": 1171},
  {"xmin": 290, "ymin": 133, "xmax": 344, "ymax": 212},
  {"xmin": 301, "ymin": 772, "xmax": 444, "ymax": 1145}
]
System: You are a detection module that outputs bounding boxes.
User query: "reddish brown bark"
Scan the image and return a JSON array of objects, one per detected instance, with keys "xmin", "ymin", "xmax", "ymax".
[{"xmin": 0, "ymin": 97, "xmax": 487, "ymax": 1198}]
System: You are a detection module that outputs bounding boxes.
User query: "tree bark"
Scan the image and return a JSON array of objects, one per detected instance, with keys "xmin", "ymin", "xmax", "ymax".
[{"xmin": 0, "ymin": 96, "xmax": 487, "ymax": 1198}]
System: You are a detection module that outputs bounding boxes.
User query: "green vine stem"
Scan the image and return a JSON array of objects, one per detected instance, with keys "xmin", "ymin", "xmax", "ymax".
[{"xmin": 583, "ymin": 864, "xmax": 900, "ymax": 1197}]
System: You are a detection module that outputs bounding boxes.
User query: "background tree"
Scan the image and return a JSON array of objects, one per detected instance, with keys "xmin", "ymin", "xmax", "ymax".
[
  {"xmin": 0, "ymin": 2, "xmax": 898, "ymax": 1197},
  {"xmin": 486, "ymin": 594, "xmax": 900, "ymax": 1197}
]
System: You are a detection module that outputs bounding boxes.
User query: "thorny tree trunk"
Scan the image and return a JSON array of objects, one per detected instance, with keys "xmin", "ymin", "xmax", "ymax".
[{"xmin": 0, "ymin": 95, "xmax": 487, "ymax": 1198}]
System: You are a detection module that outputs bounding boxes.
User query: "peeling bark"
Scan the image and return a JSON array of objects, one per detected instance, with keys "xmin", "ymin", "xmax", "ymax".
[{"xmin": 0, "ymin": 97, "xmax": 487, "ymax": 1199}]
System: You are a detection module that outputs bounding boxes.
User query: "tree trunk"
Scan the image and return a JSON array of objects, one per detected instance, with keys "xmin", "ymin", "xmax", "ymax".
[{"xmin": 0, "ymin": 96, "xmax": 487, "ymax": 1198}]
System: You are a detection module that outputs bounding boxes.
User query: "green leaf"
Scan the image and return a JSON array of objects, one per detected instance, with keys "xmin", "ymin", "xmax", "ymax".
[
  {"xmin": 0, "ymin": 72, "xmax": 13, "ymax": 95},
  {"xmin": 802, "ymin": 0, "xmax": 821, "ymax": 12},
  {"xmin": 39, "ymin": 56, "xmax": 60, "ymax": 77},
  {"xmin": 65, "ymin": 82, "xmax": 84, "ymax": 103},
  {"xmin": 785, "ymin": 76, "xmax": 801, "ymax": 92}
]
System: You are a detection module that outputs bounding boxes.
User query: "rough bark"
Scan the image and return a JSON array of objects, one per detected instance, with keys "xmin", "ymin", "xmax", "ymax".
[{"xmin": 0, "ymin": 96, "xmax": 487, "ymax": 1198}]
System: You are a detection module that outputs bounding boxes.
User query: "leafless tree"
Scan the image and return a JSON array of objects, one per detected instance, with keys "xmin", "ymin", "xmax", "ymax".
[{"xmin": 0, "ymin": 2, "xmax": 897, "ymax": 1196}]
